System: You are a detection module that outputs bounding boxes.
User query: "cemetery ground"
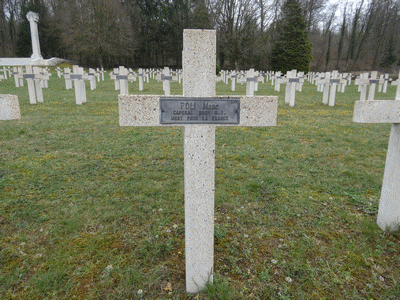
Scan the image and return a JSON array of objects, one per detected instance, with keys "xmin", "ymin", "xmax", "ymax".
[{"xmin": 1, "ymin": 66, "xmax": 400, "ymax": 299}]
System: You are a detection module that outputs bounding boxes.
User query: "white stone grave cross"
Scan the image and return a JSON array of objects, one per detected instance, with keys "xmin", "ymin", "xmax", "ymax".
[
  {"xmin": 327, "ymin": 70, "xmax": 343, "ymax": 106},
  {"xmin": 137, "ymin": 68, "xmax": 144, "ymax": 91},
  {"xmin": 274, "ymin": 72, "xmax": 283, "ymax": 92},
  {"xmin": 317, "ymin": 71, "xmax": 345, "ymax": 107},
  {"xmin": 156, "ymin": 67, "xmax": 175, "ymax": 96},
  {"xmin": 377, "ymin": 74, "xmax": 389, "ymax": 93},
  {"xmin": 33, "ymin": 66, "xmax": 44, "ymax": 101},
  {"xmin": 355, "ymin": 72, "xmax": 383, "ymax": 101},
  {"xmin": 114, "ymin": 66, "xmax": 136, "ymax": 95},
  {"xmin": 12, "ymin": 67, "xmax": 24, "ymax": 88},
  {"xmin": 381, "ymin": 74, "xmax": 390, "ymax": 93},
  {"xmin": 97, "ymin": 68, "xmax": 105, "ymax": 81},
  {"xmin": 391, "ymin": 71, "xmax": 400, "ymax": 101},
  {"xmin": 245, "ymin": 68, "xmax": 257, "ymax": 96},
  {"xmin": 353, "ymin": 75, "xmax": 400, "ymax": 231},
  {"xmin": 40, "ymin": 67, "xmax": 51, "ymax": 89},
  {"xmin": 22, "ymin": 65, "xmax": 43, "ymax": 104},
  {"xmin": 110, "ymin": 68, "xmax": 120, "ymax": 91},
  {"xmin": 338, "ymin": 73, "xmax": 349, "ymax": 93},
  {"xmin": 88, "ymin": 68, "xmax": 97, "ymax": 90},
  {"xmin": 230, "ymin": 71, "xmax": 237, "ymax": 91},
  {"xmin": 119, "ymin": 29, "xmax": 277, "ymax": 293},
  {"xmin": 283, "ymin": 70, "xmax": 300, "ymax": 107},
  {"xmin": 70, "ymin": 65, "xmax": 87, "ymax": 105},
  {"xmin": 63, "ymin": 67, "xmax": 73, "ymax": 90},
  {"xmin": 316, "ymin": 72, "xmax": 330, "ymax": 104},
  {"xmin": 296, "ymin": 72, "xmax": 305, "ymax": 92},
  {"xmin": 56, "ymin": 67, "xmax": 62, "ymax": 78},
  {"xmin": 2, "ymin": 67, "xmax": 8, "ymax": 80}
]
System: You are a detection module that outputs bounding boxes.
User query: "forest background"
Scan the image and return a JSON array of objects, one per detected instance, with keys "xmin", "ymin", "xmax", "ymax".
[{"xmin": 0, "ymin": 0, "xmax": 399, "ymax": 73}]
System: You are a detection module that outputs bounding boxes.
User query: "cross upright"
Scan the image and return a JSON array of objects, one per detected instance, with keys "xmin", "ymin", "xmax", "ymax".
[
  {"xmin": 353, "ymin": 69, "xmax": 400, "ymax": 231},
  {"xmin": 119, "ymin": 29, "xmax": 277, "ymax": 293}
]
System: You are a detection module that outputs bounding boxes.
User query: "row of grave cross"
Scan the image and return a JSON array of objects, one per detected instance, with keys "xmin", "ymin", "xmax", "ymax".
[
  {"xmin": 6, "ymin": 64, "xmax": 400, "ymax": 109},
  {"xmin": 110, "ymin": 66, "xmax": 182, "ymax": 95}
]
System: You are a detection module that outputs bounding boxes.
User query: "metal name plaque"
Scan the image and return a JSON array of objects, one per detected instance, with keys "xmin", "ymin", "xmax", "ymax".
[
  {"xmin": 70, "ymin": 74, "xmax": 82, "ymax": 80},
  {"xmin": 160, "ymin": 98, "xmax": 240, "ymax": 124}
]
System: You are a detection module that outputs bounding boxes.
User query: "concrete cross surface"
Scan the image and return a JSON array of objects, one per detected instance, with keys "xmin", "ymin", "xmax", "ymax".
[
  {"xmin": 353, "ymin": 70, "xmax": 400, "ymax": 231},
  {"xmin": 119, "ymin": 29, "xmax": 278, "ymax": 293}
]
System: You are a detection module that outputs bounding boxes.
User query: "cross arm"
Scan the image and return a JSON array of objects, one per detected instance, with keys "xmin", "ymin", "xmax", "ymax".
[{"xmin": 353, "ymin": 100, "xmax": 400, "ymax": 123}]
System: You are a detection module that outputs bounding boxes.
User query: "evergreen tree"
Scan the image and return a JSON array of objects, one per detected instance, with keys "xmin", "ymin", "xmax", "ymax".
[
  {"xmin": 380, "ymin": 35, "xmax": 398, "ymax": 70},
  {"xmin": 270, "ymin": 0, "xmax": 312, "ymax": 73},
  {"xmin": 191, "ymin": 0, "xmax": 213, "ymax": 29}
]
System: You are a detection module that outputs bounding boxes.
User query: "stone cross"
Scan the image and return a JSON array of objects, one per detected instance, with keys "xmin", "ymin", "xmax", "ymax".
[
  {"xmin": 119, "ymin": 29, "xmax": 277, "ymax": 292},
  {"xmin": 391, "ymin": 71, "xmax": 400, "ymax": 101},
  {"xmin": 273, "ymin": 72, "xmax": 283, "ymax": 92},
  {"xmin": 56, "ymin": 67, "xmax": 62, "ymax": 78},
  {"xmin": 12, "ymin": 67, "xmax": 24, "ymax": 88},
  {"xmin": 115, "ymin": 66, "xmax": 136, "ymax": 95},
  {"xmin": 63, "ymin": 67, "xmax": 73, "ymax": 90},
  {"xmin": 88, "ymin": 68, "xmax": 97, "ymax": 90},
  {"xmin": 26, "ymin": 11, "xmax": 43, "ymax": 61},
  {"xmin": 110, "ymin": 68, "xmax": 120, "ymax": 90},
  {"xmin": 317, "ymin": 71, "xmax": 345, "ymax": 106},
  {"xmin": 353, "ymin": 69, "xmax": 400, "ymax": 231},
  {"xmin": 2, "ymin": 67, "xmax": 8, "ymax": 80},
  {"xmin": 283, "ymin": 70, "xmax": 301, "ymax": 107},
  {"xmin": 355, "ymin": 72, "xmax": 383, "ymax": 101},
  {"xmin": 70, "ymin": 65, "xmax": 87, "ymax": 105},
  {"xmin": 22, "ymin": 65, "xmax": 44, "ymax": 104},
  {"xmin": 230, "ymin": 71, "xmax": 237, "ymax": 91},
  {"xmin": 378, "ymin": 74, "xmax": 390, "ymax": 93},
  {"xmin": 245, "ymin": 68, "xmax": 257, "ymax": 96},
  {"xmin": 137, "ymin": 68, "xmax": 145, "ymax": 91},
  {"xmin": 156, "ymin": 67, "xmax": 174, "ymax": 96}
]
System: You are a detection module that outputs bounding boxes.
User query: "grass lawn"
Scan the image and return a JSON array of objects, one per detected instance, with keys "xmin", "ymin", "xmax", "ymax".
[{"xmin": 1, "ymin": 67, "xmax": 400, "ymax": 299}]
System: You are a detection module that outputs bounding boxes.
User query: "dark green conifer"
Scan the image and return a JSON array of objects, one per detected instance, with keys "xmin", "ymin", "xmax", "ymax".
[{"xmin": 270, "ymin": 0, "xmax": 312, "ymax": 73}]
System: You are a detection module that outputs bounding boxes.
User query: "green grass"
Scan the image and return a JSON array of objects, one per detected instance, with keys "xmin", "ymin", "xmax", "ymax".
[{"xmin": 1, "ymin": 68, "xmax": 400, "ymax": 299}]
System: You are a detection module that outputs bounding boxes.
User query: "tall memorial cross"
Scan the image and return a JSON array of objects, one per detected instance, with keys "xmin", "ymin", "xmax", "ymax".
[
  {"xmin": 353, "ymin": 70, "xmax": 400, "ymax": 231},
  {"xmin": 119, "ymin": 29, "xmax": 278, "ymax": 293},
  {"xmin": 26, "ymin": 11, "xmax": 43, "ymax": 61}
]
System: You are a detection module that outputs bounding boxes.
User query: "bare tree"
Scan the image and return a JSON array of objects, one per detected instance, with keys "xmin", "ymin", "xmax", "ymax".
[
  {"xmin": 54, "ymin": 0, "xmax": 136, "ymax": 67},
  {"xmin": 300, "ymin": 0, "xmax": 326, "ymax": 32}
]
